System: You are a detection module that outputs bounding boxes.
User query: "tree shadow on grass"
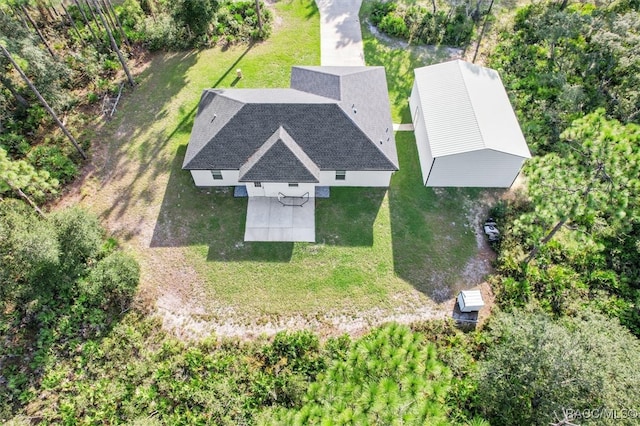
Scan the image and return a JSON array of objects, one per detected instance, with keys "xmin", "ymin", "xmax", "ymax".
[
  {"xmin": 95, "ymin": 51, "xmax": 200, "ymax": 224},
  {"xmin": 96, "ymin": 43, "xmax": 256, "ymax": 226},
  {"xmin": 389, "ymin": 133, "xmax": 482, "ymax": 302},
  {"xmin": 150, "ymin": 145, "xmax": 293, "ymax": 262},
  {"xmin": 149, "ymin": 144, "xmax": 383, "ymax": 259}
]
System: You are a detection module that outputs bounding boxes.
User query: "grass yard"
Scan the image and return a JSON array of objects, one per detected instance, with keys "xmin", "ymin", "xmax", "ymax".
[
  {"xmin": 155, "ymin": 132, "xmax": 480, "ymax": 317},
  {"xmin": 65, "ymin": 0, "xmax": 495, "ymax": 335}
]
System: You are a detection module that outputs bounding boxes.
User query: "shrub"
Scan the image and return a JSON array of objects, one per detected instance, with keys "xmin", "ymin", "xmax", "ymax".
[
  {"xmin": 50, "ymin": 207, "xmax": 103, "ymax": 277},
  {"xmin": 84, "ymin": 251, "xmax": 140, "ymax": 309},
  {"xmin": 371, "ymin": 0, "xmax": 396, "ymax": 25},
  {"xmin": 476, "ymin": 310, "xmax": 640, "ymax": 426},
  {"xmin": 0, "ymin": 132, "xmax": 30, "ymax": 157},
  {"xmin": 379, "ymin": 13, "xmax": 409, "ymax": 38},
  {"xmin": 370, "ymin": 1, "xmax": 477, "ymax": 47},
  {"xmin": 27, "ymin": 145, "xmax": 79, "ymax": 185}
]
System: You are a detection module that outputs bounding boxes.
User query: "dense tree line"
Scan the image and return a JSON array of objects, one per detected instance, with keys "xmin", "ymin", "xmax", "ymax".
[
  {"xmin": 486, "ymin": 0, "xmax": 640, "ymax": 335},
  {"xmin": 0, "ymin": 200, "xmax": 139, "ymax": 420},
  {"xmin": 1, "ymin": 0, "xmax": 270, "ymax": 215}
]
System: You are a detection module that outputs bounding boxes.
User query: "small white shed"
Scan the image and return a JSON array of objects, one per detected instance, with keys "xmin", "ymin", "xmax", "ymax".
[
  {"xmin": 409, "ymin": 60, "xmax": 531, "ymax": 187},
  {"xmin": 457, "ymin": 290, "xmax": 485, "ymax": 313}
]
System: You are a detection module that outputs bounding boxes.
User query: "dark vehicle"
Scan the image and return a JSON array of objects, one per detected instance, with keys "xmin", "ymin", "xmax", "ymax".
[{"xmin": 483, "ymin": 218, "xmax": 500, "ymax": 242}]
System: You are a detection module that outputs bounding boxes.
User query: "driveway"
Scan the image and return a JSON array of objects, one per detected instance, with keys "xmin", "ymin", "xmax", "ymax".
[{"xmin": 316, "ymin": 0, "xmax": 365, "ymax": 66}]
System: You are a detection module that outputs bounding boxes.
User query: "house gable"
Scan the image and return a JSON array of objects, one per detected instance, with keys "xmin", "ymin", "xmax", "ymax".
[{"xmin": 238, "ymin": 127, "xmax": 320, "ymax": 183}]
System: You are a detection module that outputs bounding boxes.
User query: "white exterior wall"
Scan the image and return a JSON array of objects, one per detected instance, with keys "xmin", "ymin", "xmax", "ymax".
[
  {"xmin": 191, "ymin": 170, "xmax": 240, "ymax": 187},
  {"xmin": 191, "ymin": 170, "xmax": 394, "ymax": 192},
  {"xmin": 246, "ymin": 182, "xmax": 316, "ymax": 197},
  {"xmin": 410, "ymin": 83, "xmax": 435, "ymax": 186},
  {"xmin": 409, "ymin": 83, "xmax": 421, "ymax": 123},
  {"xmin": 426, "ymin": 150, "xmax": 525, "ymax": 188},
  {"xmin": 319, "ymin": 170, "xmax": 393, "ymax": 187}
]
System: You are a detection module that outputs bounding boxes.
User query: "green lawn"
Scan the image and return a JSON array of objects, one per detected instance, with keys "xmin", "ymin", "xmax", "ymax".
[
  {"xmin": 159, "ymin": 135, "xmax": 478, "ymax": 316},
  {"xmin": 83, "ymin": 0, "xmax": 487, "ymax": 322}
]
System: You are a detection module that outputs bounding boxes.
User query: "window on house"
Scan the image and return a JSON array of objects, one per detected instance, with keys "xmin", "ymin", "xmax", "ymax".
[
  {"xmin": 211, "ymin": 170, "xmax": 223, "ymax": 180},
  {"xmin": 254, "ymin": 182, "xmax": 262, "ymax": 187},
  {"xmin": 336, "ymin": 171, "xmax": 346, "ymax": 181},
  {"xmin": 288, "ymin": 183, "xmax": 298, "ymax": 187}
]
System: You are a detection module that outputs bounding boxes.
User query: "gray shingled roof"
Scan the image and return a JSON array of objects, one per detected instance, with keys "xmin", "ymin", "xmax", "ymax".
[
  {"xmin": 183, "ymin": 67, "xmax": 399, "ymax": 179},
  {"xmin": 238, "ymin": 127, "xmax": 320, "ymax": 183}
]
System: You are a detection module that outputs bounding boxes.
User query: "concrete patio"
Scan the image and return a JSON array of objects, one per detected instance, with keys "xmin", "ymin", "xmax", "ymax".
[{"xmin": 244, "ymin": 197, "xmax": 316, "ymax": 242}]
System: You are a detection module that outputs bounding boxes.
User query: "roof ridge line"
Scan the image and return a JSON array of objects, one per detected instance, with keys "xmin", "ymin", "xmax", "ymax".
[{"xmin": 455, "ymin": 60, "xmax": 486, "ymax": 150}]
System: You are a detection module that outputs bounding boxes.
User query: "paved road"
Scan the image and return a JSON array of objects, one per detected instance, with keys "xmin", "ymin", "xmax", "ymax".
[{"xmin": 316, "ymin": 0, "xmax": 365, "ymax": 66}]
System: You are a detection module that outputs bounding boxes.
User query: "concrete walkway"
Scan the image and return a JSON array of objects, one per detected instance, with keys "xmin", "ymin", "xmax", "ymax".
[
  {"xmin": 393, "ymin": 123, "xmax": 414, "ymax": 131},
  {"xmin": 316, "ymin": 0, "xmax": 365, "ymax": 66}
]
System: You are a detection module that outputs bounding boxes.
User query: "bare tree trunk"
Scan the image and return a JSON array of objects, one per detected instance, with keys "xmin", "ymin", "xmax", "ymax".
[
  {"xmin": 0, "ymin": 74, "xmax": 30, "ymax": 109},
  {"xmin": 20, "ymin": 4, "xmax": 56, "ymax": 58},
  {"xmin": 104, "ymin": 0, "xmax": 131, "ymax": 49},
  {"xmin": 49, "ymin": 2, "xmax": 61, "ymax": 19},
  {"xmin": 524, "ymin": 217, "xmax": 567, "ymax": 265},
  {"xmin": 40, "ymin": 0, "xmax": 56, "ymax": 23},
  {"xmin": 73, "ymin": 0, "xmax": 100, "ymax": 44},
  {"xmin": 91, "ymin": 0, "xmax": 135, "ymax": 86},
  {"xmin": 472, "ymin": 0, "xmax": 495, "ymax": 63},
  {"xmin": 61, "ymin": 1, "xmax": 86, "ymax": 46},
  {"xmin": 524, "ymin": 163, "xmax": 604, "ymax": 265},
  {"xmin": 254, "ymin": 0, "xmax": 263, "ymax": 36},
  {"xmin": 99, "ymin": 0, "xmax": 117, "ymax": 35},
  {"xmin": 11, "ymin": 5, "xmax": 30, "ymax": 29},
  {"xmin": 84, "ymin": 0, "xmax": 104, "ymax": 35},
  {"xmin": 0, "ymin": 43, "xmax": 87, "ymax": 160},
  {"xmin": 14, "ymin": 185, "xmax": 46, "ymax": 217}
]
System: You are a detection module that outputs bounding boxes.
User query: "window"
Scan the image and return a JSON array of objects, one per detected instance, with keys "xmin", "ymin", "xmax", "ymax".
[
  {"xmin": 211, "ymin": 170, "xmax": 223, "ymax": 180},
  {"xmin": 336, "ymin": 171, "xmax": 346, "ymax": 181},
  {"xmin": 288, "ymin": 183, "xmax": 298, "ymax": 187},
  {"xmin": 254, "ymin": 182, "xmax": 262, "ymax": 187}
]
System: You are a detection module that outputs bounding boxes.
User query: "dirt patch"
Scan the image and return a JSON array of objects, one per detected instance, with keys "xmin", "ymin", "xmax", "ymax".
[
  {"xmin": 154, "ymin": 287, "xmax": 451, "ymax": 341},
  {"xmin": 462, "ymin": 192, "xmax": 498, "ymax": 283}
]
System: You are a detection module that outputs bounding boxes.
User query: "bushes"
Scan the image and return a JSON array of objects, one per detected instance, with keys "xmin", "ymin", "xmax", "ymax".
[
  {"xmin": 0, "ymin": 202, "xmax": 140, "ymax": 419},
  {"xmin": 265, "ymin": 324, "xmax": 454, "ymax": 425},
  {"xmin": 131, "ymin": 0, "xmax": 272, "ymax": 50},
  {"xmin": 85, "ymin": 251, "xmax": 140, "ymax": 309},
  {"xmin": 27, "ymin": 145, "xmax": 79, "ymax": 185},
  {"xmin": 476, "ymin": 310, "xmax": 640, "ymax": 426},
  {"xmin": 370, "ymin": 1, "xmax": 479, "ymax": 47}
]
